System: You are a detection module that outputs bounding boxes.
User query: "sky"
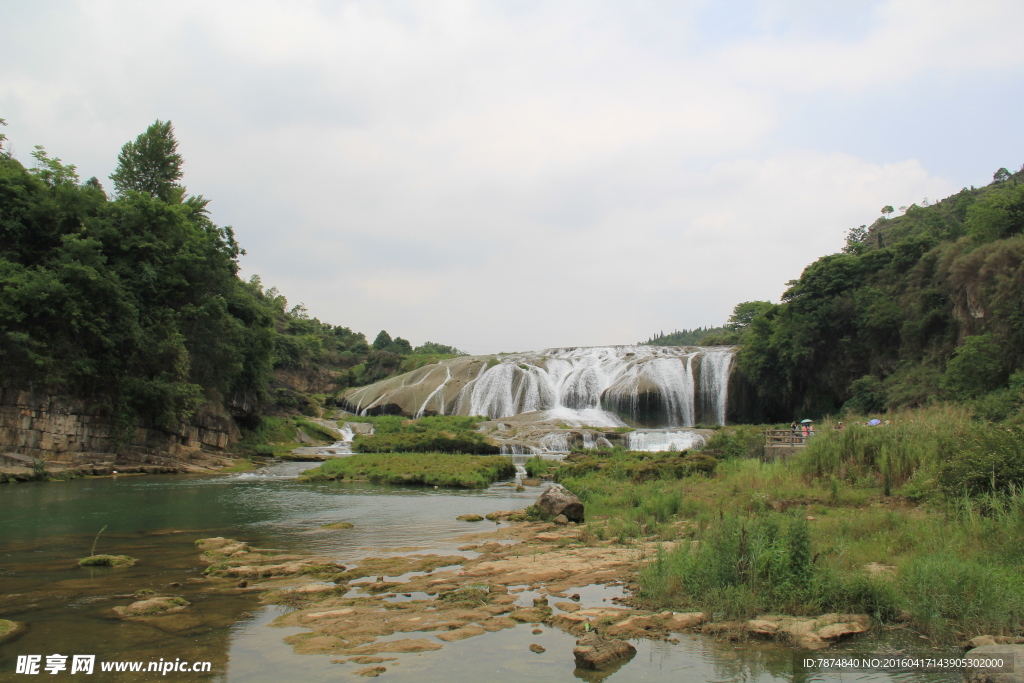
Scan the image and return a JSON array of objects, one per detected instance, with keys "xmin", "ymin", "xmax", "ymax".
[{"xmin": 2, "ymin": 0, "xmax": 1023, "ymax": 354}]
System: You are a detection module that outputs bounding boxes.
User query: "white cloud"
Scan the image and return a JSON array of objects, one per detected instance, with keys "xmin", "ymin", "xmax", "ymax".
[{"xmin": 0, "ymin": 0, "xmax": 1017, "ymax": 354}]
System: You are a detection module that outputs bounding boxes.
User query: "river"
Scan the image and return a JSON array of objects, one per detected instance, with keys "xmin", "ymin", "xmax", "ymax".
[{"xmin": 1, "ymin": 463, "xmax": 960, "ymax": 682}]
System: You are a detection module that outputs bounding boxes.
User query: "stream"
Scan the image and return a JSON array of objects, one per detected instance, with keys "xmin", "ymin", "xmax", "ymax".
[{"xmin": 1, "ymin": 463, "xmax": 962, "ymax": 681}]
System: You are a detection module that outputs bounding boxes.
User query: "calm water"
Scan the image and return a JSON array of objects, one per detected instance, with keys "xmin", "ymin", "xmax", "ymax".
[{"xmin": 0, "ymin": 464, "xmax": 960, "ymax": 682}]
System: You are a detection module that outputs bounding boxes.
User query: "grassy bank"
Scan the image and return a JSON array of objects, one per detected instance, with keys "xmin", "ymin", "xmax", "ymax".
[
  {"xmin": 299, "ymin": 453, "xmax": 515, "ymax": 488},
  {"xmin": 550, "ymin": 408, "xmax": 1024, "ymax": 642}
]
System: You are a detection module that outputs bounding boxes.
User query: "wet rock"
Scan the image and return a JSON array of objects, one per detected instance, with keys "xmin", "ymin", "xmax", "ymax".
[
  {"xmin": 605, "ymin": 614, "xmax": 662, "ymax": 638},
  {"xmin": 745, "ymin": 613, "xmax": 870, "ymax": 649},
  {"xmin": 533, "ymin": 597, "xmax": 549, "ymax": 607},
  {"xmin": 114, "ymin": 596, "xmax": 190, "ymax": 617},
  {"xmin": 436, "ymin": 625, "xmax": 487, "ymax": 642},
  {"xmin": 344, "ymin": 639, "xmax": 443, "ymax": 655},
  {"xmin": 529, "ymin": 643, "xmax": 546, "ymax": 653},
  {"xmin": 555, "ymin": 602, "xmax": 581, "ymax": 613},
  {"xmin": 167, "ymin": 582, "xmax": 182, "ymax": 588},
  {"xmin": 965, "ymin": 643, "xmax": 1024, "ymax": 683},
  {"xmin": 532, "ymin": 628, "xmax": 543, "ymax": 635},
  {"xmin": 573, "ymin": 631, "xmax": 636, "ymax": 670},
  {"xmin": 0, "ymin": 619, "xmax": 27, "ymax": 644},
  {"xmin": 552, "ymin": 613, "xmax": 592, "ymax": 635},
  {"xmin": 665, "ymin": 612, "xmax": 705, "ymax": 631},
  {"xmin": 457, "ymin": 514, "xmax": 484, "ymax": 522},
  {"xmin": 321, "ymin": 521, "xmax": 354, "ymax": 529},
  {"xmin": 354, "ymin": 665, "xmax": 387, "ymax": 677},
  {"xmin": 510, "ymin": 607, "xmax": 551, "ymax": 623},
  {"xmin": 347, "ymin": 657, "xmax": 395, "ymax": 664},
  {"xmin": 536, "ymin": 484, "xmax": 584, "ymax": 522},
  {"xmin": 237, "ymin": 580, "xmax": 248, "ymax": 588},
  {"xmin": 553, "ymin": 514, "xmax": 569, "ymax": 525}
]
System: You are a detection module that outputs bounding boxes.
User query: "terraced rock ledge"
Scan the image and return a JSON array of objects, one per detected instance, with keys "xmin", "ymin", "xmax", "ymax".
[{"xmin": 192, "ymin": 521, "xmax": 873, "ymax": 675}]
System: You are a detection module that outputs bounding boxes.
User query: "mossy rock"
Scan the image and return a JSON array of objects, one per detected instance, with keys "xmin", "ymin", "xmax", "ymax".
[
  {"xmin": 79, "ymin": 554, "xmax": 136, "ymax": 568},
  {"xmin": 0, "ymin": 619, "xmax": 27, "ymax": 643},
  {"xmin": 321, "ymin": 521, "xmax": 354, "ymax": 529},
  {"xmin": 457, "ymin": 514, "xmax": 484, "ymax": 522},
  {"xmin": 114, "ymin": 596, "xmax": 190, "ymax": 617}
]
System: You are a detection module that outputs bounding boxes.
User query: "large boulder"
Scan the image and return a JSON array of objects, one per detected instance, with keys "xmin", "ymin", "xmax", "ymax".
[
  {"xmin": 536, "ymin": 484, "xmax": 584, "ymax": 522},
  {"xmin": 965, "ymin": 643, "xmax": 1024, "ymax": 683},
  {"xmin": 573, "ymin": 631, "xmax": 636, "ymax": 670}
]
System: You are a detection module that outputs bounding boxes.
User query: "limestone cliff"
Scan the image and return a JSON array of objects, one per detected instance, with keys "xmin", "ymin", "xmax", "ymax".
[{"xmin": 0, "ymin": 389, "xmax": 239, "ymax": 472}]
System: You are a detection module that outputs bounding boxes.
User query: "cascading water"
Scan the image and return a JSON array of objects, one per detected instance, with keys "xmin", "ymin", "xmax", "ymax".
[
  {"xmin": 455, "ymin": 346, "xmax": 734, "ymax": 427},
  {"xmin": 699, "ymin": 347, "xmax": 734, "ymax": 427},
  {"xmin": 627, "ymin": 430, "xmax": 706, "ymax": 452}
]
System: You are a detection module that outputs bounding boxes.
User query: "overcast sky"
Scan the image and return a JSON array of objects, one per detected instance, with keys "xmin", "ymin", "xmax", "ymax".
[{"xmin": 3, "ymin": 0, "xmax": 1022, "ymax": 353}]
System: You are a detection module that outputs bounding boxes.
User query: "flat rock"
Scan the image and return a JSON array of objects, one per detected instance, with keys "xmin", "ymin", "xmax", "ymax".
[
  {"xmin": 744, "ymin": 613, "xmax": 870, "ymax": 649},
  {"xmin": 573, "ymin": 631, "xmax": 636, "ymax": 670},
  {"xmin": 344, "ymin": 639, "xmax": 443, "ymax": 655},
  {"xmin": 665, "ymin": 612, "xmax": 705, "ymax": 631},
  {"xmin": 436, "ymin": 625, "xmax": 487, "ymax": 642}
]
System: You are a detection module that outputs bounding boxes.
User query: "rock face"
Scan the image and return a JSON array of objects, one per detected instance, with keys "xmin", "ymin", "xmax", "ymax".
[
  {"xmin": 536, "ymin": 485, "xmax": 584, "ymax": 522},
  {"xmin": 0, "ymin": 388, "xmax": 240, "ymax": 470},
  {"xmin": 573, "ymin": 632, "xmax": 636, "ymax": 670}
]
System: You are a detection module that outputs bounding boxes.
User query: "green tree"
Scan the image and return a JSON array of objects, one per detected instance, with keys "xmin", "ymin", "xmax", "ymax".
[
  {"xmin": 727, "ymin": 301, "xmax": 775, "ymax": 331},
  {"xmin": 941, "ymin": 334, "xmax": 1007, "ymax": 400},
  {"xmin": 373, "ymin": 330, "xmax": 393, "ymax": 350},
  {"xmin": 881, "ymin": 205, "xmax": 894, "ymax": 219},
  {"xmin": 110, "ymin": 120, "xmax": 184, "ymax": 201},
  {"xmin": 994, "ymin": 168, "xmax": 1012, "ymax": 184}
]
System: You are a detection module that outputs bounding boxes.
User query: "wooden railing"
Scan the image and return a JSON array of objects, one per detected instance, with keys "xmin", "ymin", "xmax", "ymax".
[{"xmin": 764, "ymin": 429, "xmax": 814, "ymax": 448}]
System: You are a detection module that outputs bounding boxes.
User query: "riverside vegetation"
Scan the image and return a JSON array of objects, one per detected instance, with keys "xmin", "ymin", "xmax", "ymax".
[
  {"xmin": 533, "ymin": 407, "xmax": 1024, "ymax": 644},
  {"xmin": 0, "ymin": 118, "xmax": 464, "ymax": 469}
]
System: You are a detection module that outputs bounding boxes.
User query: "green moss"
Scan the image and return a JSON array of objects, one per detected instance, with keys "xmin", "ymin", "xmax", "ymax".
[
  {"xmin": 321, "ymin": 521, "xmax": 354, "ymax": 529},
  {"xmin": 78, "ymin": 554, "xmax": 136, "ymax": 568}
]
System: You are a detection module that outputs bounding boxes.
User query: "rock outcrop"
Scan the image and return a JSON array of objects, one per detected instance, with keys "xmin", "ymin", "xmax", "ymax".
[
  {"xmin": 573, "ymin": 631, "xmax": 637, "ymax": 670},
  {"xmin": 536, "ymin": 484, "xmax": 584, "ymax": 522},
  {"xmin": 0, "ymin": 389, "xmax": 241, "ymax": 472}
]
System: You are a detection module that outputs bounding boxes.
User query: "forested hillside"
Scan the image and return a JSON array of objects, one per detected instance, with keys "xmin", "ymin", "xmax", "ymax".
[
  {"xmin": 0, "ymin": 119, "xmax": 460, "ymax": 439},
  {"xmin": 733, "ymin": 166, "xmax": 1024, "ymax": 422}
]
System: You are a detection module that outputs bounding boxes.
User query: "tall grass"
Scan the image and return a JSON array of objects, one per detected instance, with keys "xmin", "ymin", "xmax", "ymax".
[{"xmin": 796, "ymin": 406, "xmax": 972, "ymax": 490}]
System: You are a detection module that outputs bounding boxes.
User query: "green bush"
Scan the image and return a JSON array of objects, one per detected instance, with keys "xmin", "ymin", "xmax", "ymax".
[
  {"xmin": 639, "ymin": 513, "xmax": 899, "ymax": 619},
  {"xmin": 941, "ymin": 334, "xmax": 1008, "ymax": 400},
  {"xmin": 937, "ymin": 427, "xmax": 1024, "ymax": 495},
  {"xmin": 300, "ymin": 453, "xmax": 514, "ymax": 488},
  {"xmin": 700, "ymin": 426, "xmax": 765, "ymax": 459},
  {"xmin": 353, "ymin": 431, "xmax": 498, "ymax": 455}
]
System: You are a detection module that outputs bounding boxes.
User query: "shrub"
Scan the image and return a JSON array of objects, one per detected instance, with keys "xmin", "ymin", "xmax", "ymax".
[
  {"xmin": 700, "ymin": 426, "xmax": 764, "ymax": 459},
  {"xmin": 353, "ymin": 431, "xmax": 499, "ymax": 455},
  {"xmin": 937, "ymin": 427, "xmax": 1024, "ymax": 495},
  {"xmin": 941, "ymin": 334, "xmax": 1008, "ymax": 400}
]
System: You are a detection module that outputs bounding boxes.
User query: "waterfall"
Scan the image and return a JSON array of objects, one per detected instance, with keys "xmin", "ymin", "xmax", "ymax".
[
  {"xmin": 627, "ymin": 430, "xmax": 706, "ymax": 452},
  {"xmin": 458, "ymin": 346, "xmax": 734, "ymax": 426},
  {"xmin": 699, "ymin": 347, "xmax": 734, "ymax": 426}
]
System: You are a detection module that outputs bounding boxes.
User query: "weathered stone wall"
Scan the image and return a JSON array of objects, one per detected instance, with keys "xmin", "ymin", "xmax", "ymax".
[{"xmin": 0, "ymin": 388, "xmax": 239, "ymax": 468}]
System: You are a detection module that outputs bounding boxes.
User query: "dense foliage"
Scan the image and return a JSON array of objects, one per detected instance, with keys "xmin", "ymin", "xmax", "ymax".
[
  {"xmin": 732, "ymin": 167, "xmax": 1024, "ymax": 420},
  {"xmin": 0, "ymin": 121, "xmax": 273, "ymax": 434},
  {"xmin": 0, "ymin": 120, "xmax": 461, "ymax": 436}
]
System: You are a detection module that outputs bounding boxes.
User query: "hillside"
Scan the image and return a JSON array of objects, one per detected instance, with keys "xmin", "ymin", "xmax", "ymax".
[
  {"xmin": 0, "ymin": 119, "xmax": 460, "ymax": 455},
  {"xmin": 732, "ymin": 165, "xmax": 1024, "ymax": 421}
]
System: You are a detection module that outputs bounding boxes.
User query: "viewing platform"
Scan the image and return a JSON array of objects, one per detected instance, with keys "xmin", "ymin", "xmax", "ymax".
[{"xmin": 764, "ymin": 429, "xmax": 814, "ymax": 448}]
